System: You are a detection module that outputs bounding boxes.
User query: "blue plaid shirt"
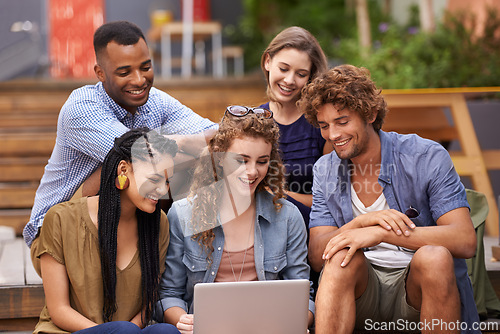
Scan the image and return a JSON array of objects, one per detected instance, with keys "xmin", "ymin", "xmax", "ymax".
[{"xmin": 23, "ymin": 82, "xmax": 216, "ymax": 247}]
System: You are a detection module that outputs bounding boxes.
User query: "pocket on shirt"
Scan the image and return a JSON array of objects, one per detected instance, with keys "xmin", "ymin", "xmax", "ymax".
[
  {"xmin": 263, "ymin": 254, "xmax": 287, "ymax": 279},
  {"xmin": 183, "ymin": 251, "xmax": 208, "ymax": 284}
]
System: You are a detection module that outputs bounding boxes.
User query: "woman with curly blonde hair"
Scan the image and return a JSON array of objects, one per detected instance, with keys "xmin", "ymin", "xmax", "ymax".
[{"xmin": 156, "ymin": 107, "xmax": 314, "ymax": 333}]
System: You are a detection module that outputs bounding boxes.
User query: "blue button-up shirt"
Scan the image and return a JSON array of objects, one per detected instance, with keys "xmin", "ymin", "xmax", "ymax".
[
  {"xmin": 23, "ymin": 82, "xmax": 216, "ymax": 247},
  {"xmin": 155, "ymin": 190, "xmax": 314, "ymax": 320},
  {"xmin": 310, "ymin": 130, "xmax": 479, "ymax": 333}
]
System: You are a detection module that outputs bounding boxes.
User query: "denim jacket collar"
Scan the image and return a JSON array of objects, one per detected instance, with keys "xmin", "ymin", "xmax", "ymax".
[
  {"xmin": 378, "ymin": 130, "xmax": 393, "ymax": 185},
  {"xmin": 255, "ymin": 190, "xmax": 278, "ymax": 224}
]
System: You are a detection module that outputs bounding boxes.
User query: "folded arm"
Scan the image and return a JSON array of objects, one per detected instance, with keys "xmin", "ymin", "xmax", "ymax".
[
  {"xmin": 321, "ymin": 207, "xmax": 476, "ymax": 267},
  {"xmin": 308, "ymin": 207, "xmax": 415, "ymax": 271}
]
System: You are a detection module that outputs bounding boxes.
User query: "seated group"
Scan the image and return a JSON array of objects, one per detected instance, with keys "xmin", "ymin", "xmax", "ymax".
[{"xmin": 24, "ymin": 21, "xmax": 480, "ymax": 334}]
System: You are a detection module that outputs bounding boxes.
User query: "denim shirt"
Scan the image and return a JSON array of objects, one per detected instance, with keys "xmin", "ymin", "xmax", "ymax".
[
  {"xmin": 310, "ymin": 130, "xmax": 479, "ymax": 333},
  {"xmin": 154, "ymin": 191, "xmax": 314, "ymax": 321}
]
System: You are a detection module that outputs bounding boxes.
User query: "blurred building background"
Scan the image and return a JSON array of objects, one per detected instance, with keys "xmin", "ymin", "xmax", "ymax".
[
  {"xmin": 0, "ymin": 0, "xmax": 499, "ymax": 225},
  {"xmin": 0, "ymin": 0, "xmax": 244, "ymax": 80},
  {"xmin": 2, "ymin": 0, "xmax": 500, "ymax": 81}
]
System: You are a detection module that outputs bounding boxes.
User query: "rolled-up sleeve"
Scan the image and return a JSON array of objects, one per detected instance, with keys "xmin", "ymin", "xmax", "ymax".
[
  {"xmin": 309, "ymin": 158, "xmax": 337, "ymax": 228},
  {"xmin": 281, "ymin": 204, "xmax": 315, "ymax": 315},
  {"xmin": 155, "ymin": 204, "xmax": 190, "ymax": 321},
  {"xmin": 36, "ymin": 205, "xmax": 65, "ymax": 264},
  {"xmin": 423, "ymin": 143, "xmax": 469, "ymax": 221}
]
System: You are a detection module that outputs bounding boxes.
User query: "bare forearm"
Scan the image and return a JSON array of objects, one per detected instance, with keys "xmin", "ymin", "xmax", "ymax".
[
  {"xmin": 50, "ymin": 305, "xmax": 97, "ymax": 332},
  {"xmin": 164, "ymin": 306, "xmax": 187, "ymax": 326},
  {"xmin": 380, "ymin": 207, "xmax": 476, "ymax": 258},
  {"xmin": 381, "ymin": 224, "xmax": 476, "ymax": 258},
  {"xmin": 42, "ymin": 255, "xmax": 97, "ymax": 332}
]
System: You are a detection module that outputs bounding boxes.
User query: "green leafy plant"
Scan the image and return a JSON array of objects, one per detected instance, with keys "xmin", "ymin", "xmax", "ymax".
[
  {"xmin": 228, "ymin": 0, "xmax": 373, "ymax": 71},
  {"xmin": 231, "ymin": 1, "xmax": 500, "ymax": 89},
  {"xmin": 334, "ymin": 6, "xmax": 500, "ymax": 89}
]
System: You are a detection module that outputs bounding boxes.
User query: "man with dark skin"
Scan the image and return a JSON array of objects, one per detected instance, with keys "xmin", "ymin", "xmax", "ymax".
[
  {"xmin": 25, "ymin": 21, "xmax": 216, "ymax": 263},
  {"xmin": 298, "ymin": 65, "xmax": 480, "ymax": 334},
  {"xmin": 83, "ymin": 22, "xmax": 212, "ymax": 196}
]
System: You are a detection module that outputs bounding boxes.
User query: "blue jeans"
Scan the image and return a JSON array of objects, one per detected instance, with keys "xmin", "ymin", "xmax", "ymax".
[{"xmin": 73, "ymin": 321, "xmax": 180, "ymax": 334}]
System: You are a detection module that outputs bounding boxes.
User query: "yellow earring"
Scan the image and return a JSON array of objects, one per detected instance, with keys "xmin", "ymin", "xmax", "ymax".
[{"xmin": 115, "ymin": 173, "xmax": 129, "ymax": 190}]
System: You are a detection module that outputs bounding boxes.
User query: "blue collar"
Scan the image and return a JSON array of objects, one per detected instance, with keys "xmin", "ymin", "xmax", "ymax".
[
  {"xmin": 254, "ymin": 190, "xmax": 280, "ymax": 224},
  {"xmin": 378, "ymin": 130, "xmax": 393, "ymax": 185}
]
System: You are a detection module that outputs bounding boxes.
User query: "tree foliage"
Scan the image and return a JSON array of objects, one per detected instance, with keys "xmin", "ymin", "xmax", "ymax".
[
  {"xmin": 228, "ymin": 0, "xmax": 359, "ymax": 71},
  {"xmin": 231, "ymin": 0, "xmax": 500, "ymax": 88},
  {"xmin": 337, "ymin": 6, "xmax": 500, "ymax": 88}
]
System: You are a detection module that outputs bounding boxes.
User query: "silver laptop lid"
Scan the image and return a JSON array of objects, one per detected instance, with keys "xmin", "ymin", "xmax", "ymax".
[{"xmin": 193, "ymin": 279, "xmax": 310, "ymax": 334}]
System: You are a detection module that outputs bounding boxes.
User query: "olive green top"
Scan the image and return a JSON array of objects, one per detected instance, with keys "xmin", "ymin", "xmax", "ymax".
[{"xmin": 33, "ymin": 197, "xmax": 169, "ymax": 333}]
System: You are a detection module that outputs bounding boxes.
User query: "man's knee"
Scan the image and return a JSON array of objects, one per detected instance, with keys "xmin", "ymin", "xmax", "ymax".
[
  {"xmin": 321, "ymin": 249, "xmax": 366, "ymax": 284},
  {"xmin": 406, "ymin": 246, "xmax": 460, "ymax": 316},
  {"xmin": 409, "ymin": 245, "xmax": 457, "ymax": 291},
  {"xmin": 412, "ymin": 246, "xmax": 454, "ymax": 276}
]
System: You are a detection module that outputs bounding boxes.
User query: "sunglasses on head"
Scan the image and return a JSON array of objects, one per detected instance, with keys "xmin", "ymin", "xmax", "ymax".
[{"xmin": 223, "ymin": 105, "xmax": 273, "ymax": 120}]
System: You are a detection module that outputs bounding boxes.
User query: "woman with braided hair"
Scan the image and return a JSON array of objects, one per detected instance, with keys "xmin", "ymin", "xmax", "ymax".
[{"xmin": 34, "ymin": 128, "xmax": 181, "ymax": 334}]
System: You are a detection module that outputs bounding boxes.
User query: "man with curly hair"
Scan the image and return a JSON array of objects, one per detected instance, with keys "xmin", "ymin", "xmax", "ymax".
[{"xmin": 298, "ymin": 64, "xmax": 479, "ymax": 333}]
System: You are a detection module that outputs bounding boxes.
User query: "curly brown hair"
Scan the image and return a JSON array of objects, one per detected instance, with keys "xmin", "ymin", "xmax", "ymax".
[
  {"xmin": 188, "ymin": 112, "xmax": 286, "ymax": 260},
  {"xmin": 298, "ymin": 64, "xmax": 388, "ymax": 131}
]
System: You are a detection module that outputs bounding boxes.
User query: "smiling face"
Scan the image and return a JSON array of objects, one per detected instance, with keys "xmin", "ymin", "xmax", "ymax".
[
  {"xmin": 94, "ymin": 38, "xmax": 153, "ymax": 114},
  {"xmin": 221, "ymin": 136, "xmax": 272, "ymax": 200},
  {"xmin": 317, "ymin": 103, "xmax": 378, "ymax": 162},
  {"xmin": 264, "ymin": 48, "xmax": 312, "ymax": 105},
  {"xmin": 121, "ymin": 154, "xmax": 174, "ymax": 213}
]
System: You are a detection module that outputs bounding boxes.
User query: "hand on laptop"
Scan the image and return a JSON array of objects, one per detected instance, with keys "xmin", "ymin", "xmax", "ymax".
[{"xmin": 176, "ymin": 313, "xmax": 194, "ymax": 334}]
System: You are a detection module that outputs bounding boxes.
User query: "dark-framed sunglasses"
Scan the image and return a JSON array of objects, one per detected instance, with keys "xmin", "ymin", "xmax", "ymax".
[
  {"xmin": 223, "ymin": 105, "xmax": 273, "ymax": 120},
  {"xmin": 405, "ymin": 206, "xmax": 419, "ymax": 219}
]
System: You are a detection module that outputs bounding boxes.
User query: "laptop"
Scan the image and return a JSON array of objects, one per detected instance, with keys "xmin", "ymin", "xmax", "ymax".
[{"xmin": 193, "ymin": 279, "xmax": 310, "ymax": 334}]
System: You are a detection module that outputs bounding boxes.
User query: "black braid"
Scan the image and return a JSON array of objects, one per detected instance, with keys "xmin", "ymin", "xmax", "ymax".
[
  {"xmin": 98, "ymin": 127, "xmax": 177, "ymax": 323},
  {"xmin": 137, "ymin": 207, "xmax": 161, "ymax": 324}
]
